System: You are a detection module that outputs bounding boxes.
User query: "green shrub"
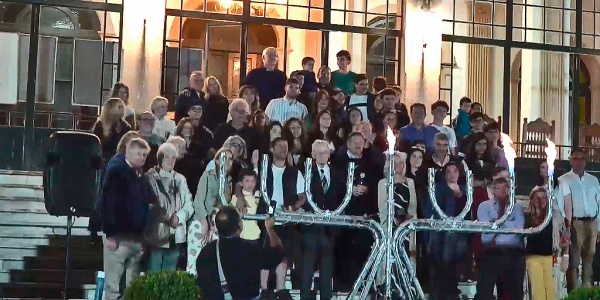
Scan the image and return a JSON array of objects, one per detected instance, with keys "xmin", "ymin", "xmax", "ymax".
[
  {"xmin": 565, "ymin": 287, "xmax": 600, "ymax": 300},
  {"xmin": 124, "ymin": 270, "xmax": 201, "ymax": 300}
]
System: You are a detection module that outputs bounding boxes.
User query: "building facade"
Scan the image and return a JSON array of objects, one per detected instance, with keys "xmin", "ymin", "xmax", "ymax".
[{"xmin": 0, "ymin": 0, "xmax": 598, "ymax": 170}]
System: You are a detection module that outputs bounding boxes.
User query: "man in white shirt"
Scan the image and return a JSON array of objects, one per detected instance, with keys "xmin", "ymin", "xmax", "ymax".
[
  {"xmin": 559, "ymin": 149, "xmax": 600, "ymax": 290},
  {"xmin": 430, "ymin": 100, "xmax": 458, "ymax": 155},
  {"xmin": 265, "ymin": 78, "xmax": 308, "ymax": 124},
  {"xmin": 347, "ymin": 73, "xmax": 375, "ymax": 122}
]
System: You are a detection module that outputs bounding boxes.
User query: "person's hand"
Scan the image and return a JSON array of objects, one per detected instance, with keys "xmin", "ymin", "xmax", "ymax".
[
  {"xmin": 560, "ymin": 255, "xmax": 569, "ymax": 272},
  {"xmin": 105, "ymin": 237, "xmax": 119, "ymax": 251},
  {"xmin": 201, "ymin": 225, "xmax": 211, "ymax": 241},
  {"xmin": 236, "ymin": 199, "xmax": 248, "ymax": 214},
  {"xmin": 265, "ymin": 215, "xmax": 276, "ymax": 230},
  {"xmin": 565, "ymin": 218, "xmax": 571, "ymax": 228},
  {"xmin": 169, "ymin": 214, "xmax": 179, "ymax": 229},
  {"xmin": 251, "ymin": 150, "xmax": 259, "ymax": 168},
  {"xmin": 181, "ymin": 89, "xmax": 191, "ymax": 97}
]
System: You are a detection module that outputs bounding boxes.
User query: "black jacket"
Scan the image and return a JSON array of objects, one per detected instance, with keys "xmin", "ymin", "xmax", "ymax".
[
  {"xmin": 204, "ymin": 94, "xmax": 230, "ymax": 132},
  {"xmin": 100, "ymin": 155, "xmax": 153, "ymax": 237},
  {"xmin": 306, "ymin": 164, "xmax": 345, "ymax": 212},
  {"xmin": 174, "ymin": 88, "xmax": 207, "ymax": 124},
  {"xmin": 333, "ymin": 150, "xmax": 382, "ymax": 216}
]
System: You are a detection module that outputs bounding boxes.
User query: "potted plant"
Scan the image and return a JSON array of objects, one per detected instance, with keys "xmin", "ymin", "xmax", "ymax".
[
  {"xmin": 124, "ymin": 270, "xmax": 201, "ymax": 300},
  {"xmin": 565, "ymin": 287, "xmax": 600, "ymax": 300}
]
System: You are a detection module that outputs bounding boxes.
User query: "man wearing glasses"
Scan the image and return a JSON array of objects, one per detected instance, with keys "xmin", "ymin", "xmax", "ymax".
[
  {"xmin": 559, "ymin": 149, "xmax": 600, "ymax": 291},
  {"xmin": 475, "ymin": 177, "xmax": 525, "ymax": 300},
  {"xmin": 212, "ymin": 99, "xmax": 260, "ymax": 156}
]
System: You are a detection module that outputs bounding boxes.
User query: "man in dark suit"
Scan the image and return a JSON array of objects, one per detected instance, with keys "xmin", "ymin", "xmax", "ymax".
[
  {"xmin": 332, "ymin": 132, "xmax": 383, "ymax": 291},
  {"xmin": 174, "ymin": 71, "xmax": 207, "ymax": 123},
  {"xmin": 300, "ymin": 140, "xmax": 345, "ymax": 300}
]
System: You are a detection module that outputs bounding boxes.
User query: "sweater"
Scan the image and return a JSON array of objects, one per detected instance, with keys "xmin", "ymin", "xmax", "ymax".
[
  {"xmin": 144, "ymin": 168, "xmax": 194, "ymax": 247},
  {"xmin": 455, "ymin": 109, "xmax": 471, "ymax": 139},
  {"xmin": 193, "ymin": 170, "xmax": 232, "ymax": 222}
]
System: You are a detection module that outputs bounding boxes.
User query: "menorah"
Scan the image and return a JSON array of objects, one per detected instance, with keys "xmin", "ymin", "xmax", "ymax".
[{"xmin": 216, "ymin": 131, "xmax": 558, "ymax": 299}]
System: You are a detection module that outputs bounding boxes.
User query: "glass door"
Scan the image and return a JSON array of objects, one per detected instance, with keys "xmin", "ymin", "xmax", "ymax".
[{"xmin": 206, "ymin": 24, "xmax": 241, "ymax": 98}]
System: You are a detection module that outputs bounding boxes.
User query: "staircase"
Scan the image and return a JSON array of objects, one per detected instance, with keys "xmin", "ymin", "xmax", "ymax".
[{"xmin": 0, "ymin": 171, "xmax": 101, "ymax": 299}]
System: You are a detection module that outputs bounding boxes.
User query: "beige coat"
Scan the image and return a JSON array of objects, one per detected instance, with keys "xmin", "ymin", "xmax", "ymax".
[
  {"xmin": 193, "ymin": 169, "xmax": 232, "ymax": 222},
  {"xmin": 144, "ymin": 168, "xmax": 194, "ymax": 247}
]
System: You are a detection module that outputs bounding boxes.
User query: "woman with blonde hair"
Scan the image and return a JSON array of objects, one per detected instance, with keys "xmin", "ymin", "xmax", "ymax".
[
  {"xmin": 109, "ymin": 82, "xmax": 136, "ymax": 128},
  {"xmin": 203, "ymin": 76, "xmax": 229, "ymax": 131},
  {"xmin": 145, "ymin": 143, "xmax": 193, "ymax": 271},
  {"xmin": 187, "ymin": 148, "xmax": 233, "ymax": 275},
  {"xmin": 378, "ymin": 151, "xmax": 417, "ymax": 264},
  {"xmin": 92, "ymin": 97, "xmax": 132, "ymax": 163},
  {"xmin": 151, "ymin": 96, "xmax": 176, "ymax": 140},
  {"xmin": 525, "ymin": 186, "xmax": 569, "ymax": 300}
]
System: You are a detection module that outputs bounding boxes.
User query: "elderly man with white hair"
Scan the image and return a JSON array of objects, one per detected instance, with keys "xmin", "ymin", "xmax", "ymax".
[
  {"xmin": 212, "ymin": 98, "xmax": 261, "ymax": 156},
  {"xmin": 300, "ymin": 139, "xmax": 346, "ymax": 300},
  {"xmin": 244, "ymin": 47, "xmax": 287, "ymax": 108},
  {"xmin": 144, "ymin": 143, "xmax": 194, "ymax": 271}
]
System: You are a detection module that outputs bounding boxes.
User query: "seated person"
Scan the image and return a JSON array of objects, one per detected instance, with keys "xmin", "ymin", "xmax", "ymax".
[{"xmin": 196, "ymin": 206, "xmax": 284, "ymax": 300}]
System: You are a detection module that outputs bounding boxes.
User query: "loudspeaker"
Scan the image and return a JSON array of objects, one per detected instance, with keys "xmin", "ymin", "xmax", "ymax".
[{"xmin": 44, "ymin": 131, "xmax": 102, "ymax": 217}]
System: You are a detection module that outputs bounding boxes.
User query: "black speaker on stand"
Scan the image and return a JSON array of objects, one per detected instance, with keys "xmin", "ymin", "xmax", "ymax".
[{"xmin": 43, "ymin": 131, "xmax": 102, "ymax": 300}]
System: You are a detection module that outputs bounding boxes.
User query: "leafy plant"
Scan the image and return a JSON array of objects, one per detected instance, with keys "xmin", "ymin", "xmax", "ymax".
[
  {"xmin": 565, "ymin": 287, "xmax": 600, "ymax": 300},
  {"xmin": 124, "ymin": 270, "xmax": 201, "ymax": 300}
]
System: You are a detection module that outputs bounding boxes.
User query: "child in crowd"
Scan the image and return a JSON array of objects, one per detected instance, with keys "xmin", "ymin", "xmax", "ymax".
[
  {"xmin": 300, "ymin": 56, "xmax": 318, "ymax": 100},
  {"xmin": 455, "ymin": 96, "xmax": 472, "ymax": 140},
  {"xmin": 230, "ymin": 168, "xmax": 261, "ymax": 242}
]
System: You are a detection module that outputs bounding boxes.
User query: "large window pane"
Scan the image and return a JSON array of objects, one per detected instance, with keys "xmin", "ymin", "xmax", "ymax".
[
  {"xmin": 74, "ymin": 39, "xmax": 102, "ymax": 106},
  {"xmin": 18, "ymin": 35, "xmax": 57, "ymax": 104},
  {"xmin": 0, "ymin": 32, "xmax": 20, "ymax": 104}
]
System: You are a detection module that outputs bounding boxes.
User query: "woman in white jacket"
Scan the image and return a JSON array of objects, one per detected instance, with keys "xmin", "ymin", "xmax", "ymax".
[{"xmin": 145, "ymin": 143, "xmax": 194, "ymax": 271}]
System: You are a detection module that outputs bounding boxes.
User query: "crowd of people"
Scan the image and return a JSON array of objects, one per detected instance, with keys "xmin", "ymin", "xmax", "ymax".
[{"xmin": 91, "ymin": 46, "xmax": 599, "ymax": 300}]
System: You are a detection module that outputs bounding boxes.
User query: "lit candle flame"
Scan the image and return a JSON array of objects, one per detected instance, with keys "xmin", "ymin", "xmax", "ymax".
[
  {"xmin": 386, "ymin": 126, "xmax": 396, "ymax": 154},
  {"xmin": 545, "ymin": 138, "xmax": 557, "ymax": 176},
  {"xmin": 501, "ymin": 133, "xmax": 516, "ymax": 174}
]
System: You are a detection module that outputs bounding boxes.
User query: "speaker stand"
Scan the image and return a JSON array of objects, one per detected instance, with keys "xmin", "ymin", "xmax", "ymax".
[{"xmin": 63, "ymin": 214, "xmax": 74, "ymax": 300}]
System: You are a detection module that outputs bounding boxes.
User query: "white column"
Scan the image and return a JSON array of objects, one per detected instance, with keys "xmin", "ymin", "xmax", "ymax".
[
  {"xmin": 121, "ymin": 0, "xmax": 166, "ymax": 113},
  {"xmin": 403, "ymin": 5, "xmax": 443, "ymax": 123},
  {"xmin": 519, "ymin": 0, "xmax": 544, "ymax": 121}
]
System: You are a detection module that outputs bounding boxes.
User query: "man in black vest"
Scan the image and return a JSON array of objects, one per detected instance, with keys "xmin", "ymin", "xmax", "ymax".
[
  {"xmin": 258, "ymin": 137, "xmax": 306, "ymax": 300},
  {"xmin": 300, "ymin": 140, "xmax": 345, "ymax": 300}
]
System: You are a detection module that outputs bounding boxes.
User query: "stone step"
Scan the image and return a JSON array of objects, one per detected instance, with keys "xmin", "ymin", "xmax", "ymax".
[
  {"xmin": 0, "ymin": 197, "xmax": 46, "ymax": 214},
  {"xmin": 0, "ymin": 171, "xmax": 43, "ymax": 187},
  {"xmin": 22, "ymin": 256, "xmax": 102, "ymax": 271},
  {"xmin": 0, "ymin": 184, "xmax": 44, "ymax": 200},
  {"xmin": 0, "ymin": 247, "xmax": 37, "ymax": 260},
  {"xmin": 0, "ymin": 212, "xmax": 89, "ymax": 228},
  {"xmin": 0, "ymin": 282, "xmax": 91, "ymax": 299},
  {"xmin": 0, "ymin": 235, "xmax": 100, "ymax": 251},
  {"xmin": 36, "ymin": 245, "xmax": 102, "ymax": 259},
  {"xmin": 0, "ymin": 225, "xmax": 90, "ymax": 238},
  {"xmin": 9, "ymin": 269, "xmax": 97, "ymax": 285}
]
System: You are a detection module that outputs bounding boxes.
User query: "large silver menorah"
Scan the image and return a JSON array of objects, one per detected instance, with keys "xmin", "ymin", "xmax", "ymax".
[{"xmin": 216, "ymin": 136, "xmax": 558, "ymax": 299}]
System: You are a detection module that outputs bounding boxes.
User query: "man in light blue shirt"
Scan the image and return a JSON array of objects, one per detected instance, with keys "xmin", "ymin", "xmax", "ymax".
[{"xmin": 475, "ymin": 177, "xmax": 525, "ymax": 300}]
